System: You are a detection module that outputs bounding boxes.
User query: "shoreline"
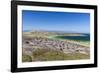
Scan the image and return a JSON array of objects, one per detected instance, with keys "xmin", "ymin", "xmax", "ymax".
[{"xmin": 48, "ymin": 35, "xmax": 90, "ymax": 47}]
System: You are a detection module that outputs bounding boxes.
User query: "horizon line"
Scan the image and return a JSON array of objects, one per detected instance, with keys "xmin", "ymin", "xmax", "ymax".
[{"xmin": 23, "ymin": 29, "xmax": 90, "ymax": 34}]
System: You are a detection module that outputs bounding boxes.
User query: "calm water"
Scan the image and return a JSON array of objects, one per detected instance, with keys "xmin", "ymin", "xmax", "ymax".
[{"xmin": 55, "ymin": 34, "xmax": 90, "ymax": 41}]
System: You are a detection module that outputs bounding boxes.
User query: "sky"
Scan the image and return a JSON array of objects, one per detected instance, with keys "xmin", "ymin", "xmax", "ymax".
[{"xmin": 22, "ymin": 10, "xmax": 90, "ymax": 33}]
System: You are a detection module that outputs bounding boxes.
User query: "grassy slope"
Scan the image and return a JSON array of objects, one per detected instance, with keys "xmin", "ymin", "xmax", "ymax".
[{"xmin": 22, "ymin": 48, "xmax": 89, "ymax": 62}]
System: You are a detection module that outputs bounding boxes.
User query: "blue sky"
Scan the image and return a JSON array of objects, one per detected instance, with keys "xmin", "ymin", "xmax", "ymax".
[{"xmin": 22, "ymin": 10, "xmax": 90, "ymax": 33}]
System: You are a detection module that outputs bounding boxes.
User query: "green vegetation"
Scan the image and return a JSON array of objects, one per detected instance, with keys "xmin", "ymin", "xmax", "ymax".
[
  {"xmin": 22, "ymin": 55, "xmax": 32, "ymax": 62},
  {"xmin": 32, "ymin": 48, "xmax": 50, "ymax": 58},
  {"xmin": 32, "ymin": 48, "xmax": 89, "ymax": 61}
]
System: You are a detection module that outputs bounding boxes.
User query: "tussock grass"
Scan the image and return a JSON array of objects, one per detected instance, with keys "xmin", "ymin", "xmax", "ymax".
[
  {"xmin": 22, "ymin": 55, "xmax": 32, "ymax": 62},
  {"xmin": 32, "ymin": 48, "xmax": 89, "ymax": 61}
]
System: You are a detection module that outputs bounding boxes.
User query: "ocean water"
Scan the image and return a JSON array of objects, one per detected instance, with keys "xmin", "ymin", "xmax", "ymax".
[{"xmin": 55, "ymin": 34, "xmax": 90, "ymax": 41}]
